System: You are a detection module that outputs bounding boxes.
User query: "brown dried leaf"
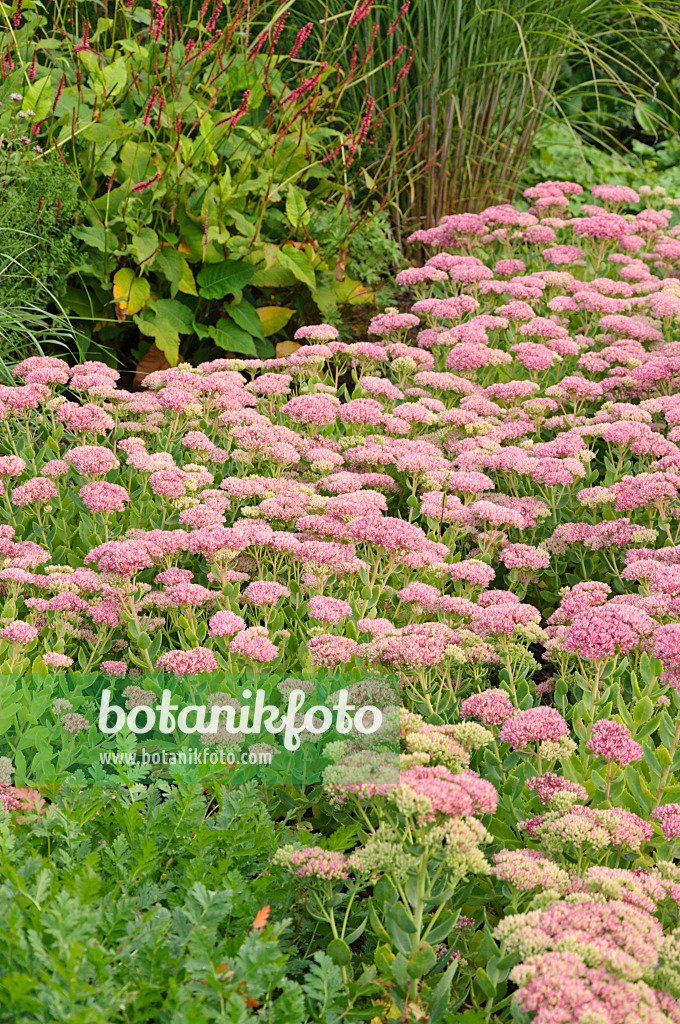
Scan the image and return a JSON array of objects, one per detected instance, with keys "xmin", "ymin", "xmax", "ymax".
[
  {"xmin": 134, "ymin": 343, "xmax": 187, "ymax": 389},
  {"xmin": 275, "ymin": 341, "xmax": 300, "ymax": 358}
]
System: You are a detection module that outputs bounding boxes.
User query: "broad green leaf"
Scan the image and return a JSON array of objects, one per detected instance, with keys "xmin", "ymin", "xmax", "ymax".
[
  {"xmin": 256, "ymin": 305, "xmax": 295, "ymax": 336},
  {"xmin": 210, "ymin": 319, "xmax": 258, "ymax": 356},
  {"xmin": 634, "ymin": 102, "xmax": 656, "ymax": 134},
  {"xmin": 72, "ymin": 224, "xmax": 119, "ymax": 253},
  {"xmin": 119, "ymin": 140, "xmax": 153, "ymax": 184},
  {"xmin": 333, "ymin": 274, "xmax": 374, "ymax": 305},
  {"xmin": 130, "ymin": 227, "xmax": 159, "ymax": 264},
  {"xmin": 81, "ymin": 121, "xmax": 128, "ymax": 144},
  {"xmin": 102, "ymin": 56, "xmax": 128, "ymax": 97},
  {"xmin": 285, "ymin": 185, "xmax": 310, "ymax": 229},
  {"xmin": 255, "ymin": 339, "xmax": 276, "ymax": 359},
  {"xmin": 279, "ymin": 245, "xmax": 315, "ymax": 289},
  {"xmin": 90, "ymin": 16, "xmax": 113, "ymax": 41},
  {"xmin": 134, "ymin": 315, "xmax": 180, "ymax": 364},
  {"xmin": 113, "ymin": 268, "xmax": 150, "ymax": 315},
  {"xmin": 152, "ymin": 247, "xmax": 184, "ymax": 292},
  {"xmin": 150, "ymin": 299, "xmax": 194, "ymax": 333},
  {"xmin": 326, "ymin": 938, "xmax": 351, "ymax": 967},
  {"xmin": 250, "ymin": 264, "xmax": 297, "ymax": 288},
  {"xmin": 310, "ymin": 283, "xmax": 338, "ymax": 317},
  {"xmin": 197, "ymin": 259, "xmax": 256, "ymax": 299},
  {"xmin": 227, "ymin": 300, "xmax": 265, "ymax": 340},
  {"xmin": 77, "ymin": 50, "xmax": 100, "ymax": 76},
  {"xmin": 22, "ymin": 77, "xmax": 52, "ymax": 120}
]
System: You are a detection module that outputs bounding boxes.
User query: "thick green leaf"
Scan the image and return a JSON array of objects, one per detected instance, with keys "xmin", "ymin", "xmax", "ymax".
[
  {"xmin": 134, "ymin": 315, "xmax": 180, "ymax": 364},
  {"xmin": 197, "ymin": 259, "xmax": 256, "ymax": 299},
  {"xmin": 130, "ymin": 227, "xmax": 159, "ymax": 265},
  {"xmin": 227, "ymin": 300, "xmax": 265, "ymax": 341},
  {"xmin": 72, "ymin": 225, "xmax": 119, "ymax": 253},
  {"xmin": 22, "ymin": 77, "xmax": 52, "ymax": 120},
  {"xmin": 210, "ymin": 319, "xmax": 258, "ymax": 356},
  {"xmin": 285, "ymin": 185, "xmax": 310, "ymax": 229},
  {"xmin": 150, "ymin": 299, "xmax": 195, "ymax": 333},
  {"xmin": 278, "ymin": 245, "xmax": 316, "ymax": 290},
  {"xmin": 152, "ymin": 248, "xmax": 184, "ymax": 292}
]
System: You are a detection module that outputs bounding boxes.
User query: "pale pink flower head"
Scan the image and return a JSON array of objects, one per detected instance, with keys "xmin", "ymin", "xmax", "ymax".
[
  {"xmin": 651, "ymin": 803, "xmax": 680, "ymax": 840},
  {"xmin": 156, "ymin": 647, "xmax": 218, "ymax": 675},
  {"xmin": 0, "ymin": 620, "xmax": 39, "ymax": 644},
  {"xmin": 398, "ymin": 765, "xmax": 498, "ymax": 820},
  {"xmin": 42, "ymin": 652, "xmax": 74, "ymax": 669},
  {"xmin": 500, "ymin": 544, "xmax": 550, "ymax": 572},
  {"xmin": 587, "ymin": 719, "xmax": 642, "ymax": 766},
  {"xmin": 294, "ymin": 324, "xmax": 339, "ymax": 343},
  {"xmin": 652, "ymin": 622, "xmax": 680, "ymax": 687},
  {"xmin": 41, "ymin": 459, "xmax": 69, "ymax": 478},
  {"xmin": 591, "ymin": 183, "xmax": 640, "ymax": 204},
  {"xmin": 461, "ymin": 688, "xmax": 516, "ymax": 727},
  {"xmin": 243, "ymin": 581, "xmax": 290, "ymax": 606},
  {"xmin": 563, "ymin": 603, "xmax": 654, "ymax": 661},
  {"xmin": 12, "ymin": 477, "xmax": 58, "ymax": 506},
  {"xmin": 527, "ymin": 772, "xmax": 587, "ymax": 805},
  {"xmin": 0, "ymin": 456, "xmax": 25, "ymax": 477},
  {"xmin": 307, "ymin": 633, "xmax": 358, "ymax": 668},
  {"xmin": 499, "ymin": 707, "xmax": 569, "ymax": 749},
  {"xmin": 101, "ymin": 660, "xmax": 127, "ymax": 676},
  {"xmin": 368, "ymin": 312, "xmax": 419, "ymax": 336},
  {"xmin": 208, "ymin": 610, "xmax": 246, "ymax": 637},
  {"xmin": 284, "ymin": 846, "xmax": 349, "ymax": 879},
  {"xmin": 79, "ymin": 481, "xmax": 130, "ymax": 514},
  {"xmin": 229, "ymin": 626, "xmax": 279, "ymax": 662},
  {"xmin": 307, "ymin": 596, "xmax": 352, "ymax": 624},
  {"xmin": 64, "ymin": 445, "xmax": 119, "ymax": 476}
]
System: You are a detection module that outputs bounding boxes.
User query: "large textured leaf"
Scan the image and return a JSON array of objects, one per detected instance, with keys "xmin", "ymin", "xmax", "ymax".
[
  {"xmin": 285, "ymin": 185, "xmax": 310, "ymax": 229},
  {"xmin": 228, "ymin": 300, "xmax": 265, "ymax": 340},
  {"xmin": 73, "ymin": 224, "xmax": 119, "ymax": 253},
  {"xmin": 152, "ymin": 248, "xmax": 184, "ymax": 292},
  {"xmin": 279, "ymin": 245, "xmax": 315, "ymax": 290},
  {"xmin": 250, "ymin": 264, "xmax": 297, "ymax": 288},
  {"xmin": 130, "ymin": 228, "xmax": 159, "ymax": 265},
  {"xmin": 101, "ymin": 56, "xmax": 128, "ymax": 97},
  {"xmin": 22, "ymin": 77, "xmax": 52, "ymax": 120},
  {"xmin": 197, "ymin": 260, "xmax": 255, "ymax": 299},
  {"xmin": 150, "ymin": 299, "xmax": 194, "ymax": 333},
  {"xmin": 210, "ymin": 319, "xmax": 258, "ymax": 356}
]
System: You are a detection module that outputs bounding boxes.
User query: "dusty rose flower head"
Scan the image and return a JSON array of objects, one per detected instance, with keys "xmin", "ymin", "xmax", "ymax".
[
  {"xmin": 651, "ymin": 803, "xmax": 680, "ymax": 840},
  {"xmin": 587, "ymin": 719, "xmax": 643, "ymax": 766},
  {"xmin": 101, "ymin": 660, "xmax": 127, "ymax": 676},
  {"xmin": 42, "ymin": 652, "xmax": 74, "ymax": 669},
  {"xmin": 156, "ymin": 647, "xmax": 218, "ymax": 675},
  {"xmin": 229, "ymin": 626, "xmax": 279, "ymax": 662},
  {"xmin": 307, "ymin": 596, "xmax": 352, "ymax": 624},
  {"xmin": 208, "ymin": 610, "xmax": 246, "ymax": 637},
  {"xmin": 499, "ymin": 707, "xmax": 570, "ymax": 749},
  {"xmin": 461, "ymin": 688, "xmax": 516, "ymax": 727},
  {"xmin": 0, "ymin": 620, "xmax": 39, "ymax": 644}
]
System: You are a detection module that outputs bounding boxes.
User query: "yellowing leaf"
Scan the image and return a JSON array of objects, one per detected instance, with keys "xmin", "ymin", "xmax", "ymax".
[
  {"xmin": 113, "ymin": 267, "xmax": 150, "ymax": 316},
  {"xmin": 178, "ymin": 257, "xmax": 198, "ymax": 296},
  {"xmin": 255, "ymin": 306, "xmax": 295, "ymax": 337},
  {"xmin": 275, "ymin": 341, "xmax": 300, "ymax": 358}
]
